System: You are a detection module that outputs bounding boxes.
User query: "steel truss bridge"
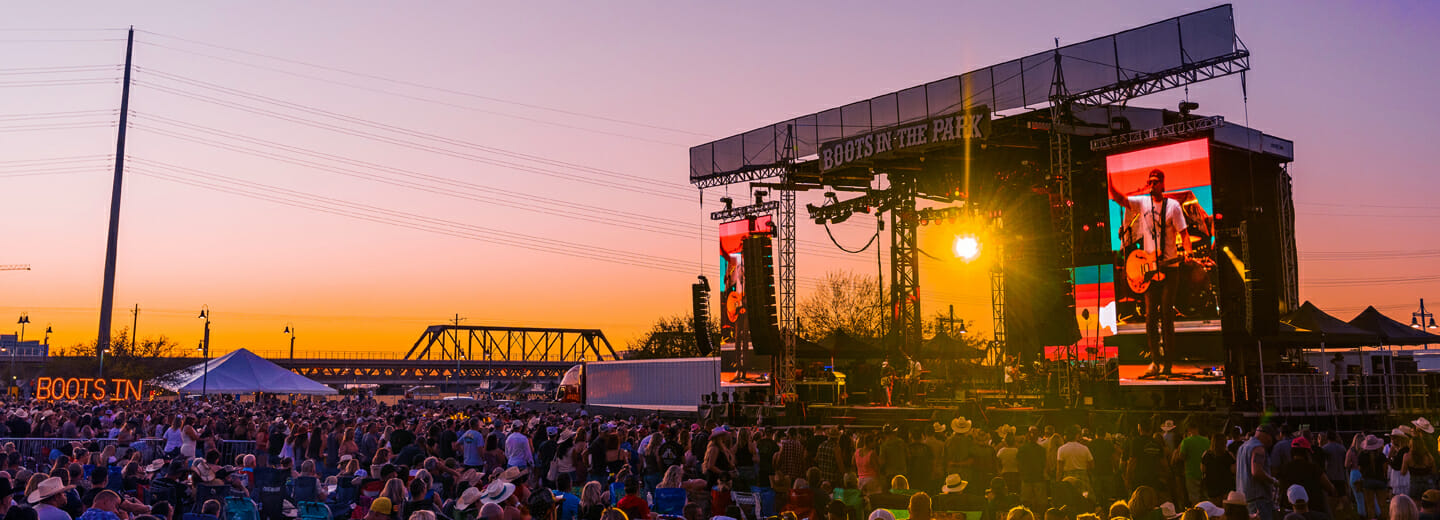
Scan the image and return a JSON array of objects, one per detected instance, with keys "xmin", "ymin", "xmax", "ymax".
[{"xmin": 275, "ymin": 325, "xmax": 618, "ymax": 389}]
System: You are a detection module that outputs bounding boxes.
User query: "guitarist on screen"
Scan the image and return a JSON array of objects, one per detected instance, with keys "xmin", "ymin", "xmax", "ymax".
[{"xmin": 1109, "ymin": 168, "xmax": 1190, "ymax": 376}]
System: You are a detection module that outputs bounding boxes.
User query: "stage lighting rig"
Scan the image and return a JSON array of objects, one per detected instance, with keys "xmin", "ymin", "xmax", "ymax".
[
  {"xmin": 710, "ymin": 199, "xmax": 779, "ymax": 222},
  {"xmin": 806, "ymin": 190, "xmax": 910, "ymax": 225}
]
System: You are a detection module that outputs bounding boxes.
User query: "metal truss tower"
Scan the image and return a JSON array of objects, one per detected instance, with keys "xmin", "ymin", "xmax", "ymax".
[
  {"xmin": 777, "ymin": 179, "xmax": 797, "ymax": 395},
  {"xmin": 989, "ymin": 242, "xmax": 1006, "ymax": 366},
  {"xmin": 1048, "ymin": 45, "xmax": 1081, "ymax": 406},
  {"xmin": 890, "ymin": 179, "xmax": 921, "ymax": 353}
]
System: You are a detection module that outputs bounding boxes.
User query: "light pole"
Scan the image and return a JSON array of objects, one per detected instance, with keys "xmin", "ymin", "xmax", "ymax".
[
  {"xmin": 43, "ymin": 325, "xmax": 51, "ymax": 346},
  {"xmin": 198, "ymin": 305, "xmax": 211, "ymax": 397},
  {"xmin": 283, "ymin": 323, "xmax": 295, "ymax": 364},
  {"xmin": 1414, "ymin": 299, "xmax": 1437, "ymax": 348},
  {"xmin": 16, "ymin": 314, "xmax": 28, "ymax": 343}
]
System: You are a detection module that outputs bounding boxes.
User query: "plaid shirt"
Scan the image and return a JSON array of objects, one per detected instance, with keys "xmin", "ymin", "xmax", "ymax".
[
  {"xmin": 777, "ymin": 438, "xmax": 806, "ymax": 480},
  {"xmin": 815, "ymin": 438, "xmax": 841, "ymax": 485}
]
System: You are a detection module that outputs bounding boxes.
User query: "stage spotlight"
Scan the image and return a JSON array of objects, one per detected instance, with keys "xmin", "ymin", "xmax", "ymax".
[{"xmin": 953, "ymin": 234, "xmax": 981, "ymax": 262}]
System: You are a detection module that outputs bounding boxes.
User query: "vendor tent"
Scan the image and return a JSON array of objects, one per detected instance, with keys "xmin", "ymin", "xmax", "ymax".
[
  {"xmin": 1348, "ymin": 306, "xmax": 1440, "ymax": 346},
  {"xmin": 815, "ymin": 330, "xmax": 880, "ymax": 359},
  {"xmin": 159, "ymin": 348, "xmax": 337, "ymax": 395},
  {"xmin": 1278, "ymin": 301, "xmax": 1380, "ymax": 348},
  {"xmin": 921, "ymin": 331, "xmax": 987, "ymax": 360}
]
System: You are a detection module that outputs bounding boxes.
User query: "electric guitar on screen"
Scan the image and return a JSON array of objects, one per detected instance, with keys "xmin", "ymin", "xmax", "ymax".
[{"xmin": 1125, "ymin": 249, "xmax": 1214, "ymax": 294}]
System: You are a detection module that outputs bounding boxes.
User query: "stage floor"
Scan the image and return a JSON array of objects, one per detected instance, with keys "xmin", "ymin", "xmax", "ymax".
[{"xmin": 1117, "ymin": 361, "xmax": 1225, "ymax": 386}]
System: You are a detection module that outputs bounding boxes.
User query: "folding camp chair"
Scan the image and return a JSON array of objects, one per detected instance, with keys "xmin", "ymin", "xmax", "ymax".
[{"xmin": 224, "ymin": 497, "xmax": 259, "ymax": 520}]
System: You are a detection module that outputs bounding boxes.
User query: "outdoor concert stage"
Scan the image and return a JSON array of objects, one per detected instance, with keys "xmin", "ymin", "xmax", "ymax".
[{"xmin": 689, "ymin": 5, "xmax": 1303, "ymax": 409}]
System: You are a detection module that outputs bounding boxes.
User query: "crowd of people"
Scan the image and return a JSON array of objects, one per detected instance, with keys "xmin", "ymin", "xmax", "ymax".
[{"xmin": 0, "ymin": 397, "xmax": 1434, "ymax": 520}]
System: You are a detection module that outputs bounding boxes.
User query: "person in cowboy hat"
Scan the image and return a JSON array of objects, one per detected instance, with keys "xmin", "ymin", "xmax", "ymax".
[
  {"xmin": 479, "ymin": 481, "xmax": 520, "ymax": 520},
  {"xmin": 945, "ymin": 418, "xmax": 975, "ymax": 483},
  {"xmin": 934, "ymin": 474, "xmax": 985, "ymax": 511},
  {"xmin": 447, "ymin": 487, "xmax": 482, "ymax": 520},
  {"xmin": 29, "ymin": 476, "xmax": 74, "ymax": 520}
]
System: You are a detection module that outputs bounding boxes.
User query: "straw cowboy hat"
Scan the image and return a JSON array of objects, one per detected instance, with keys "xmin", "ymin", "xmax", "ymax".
[
  {"xmin": 950, "ymin": 417, "xmax": 972, "ymax": 434},
  {"xmin": 497, "ymin": 467, "xmax": 527, "ymax": 483},
  {"xmin": 1159, "ymin": 420, "xmax": 1176, "ymax": 432},
  {"xmin": 1414, "ymin": 417, "xmax": 1435, "ymax": 435},
  {"xmin": 941, "ymin": 474, "xmax": 968, "ymax": 494},
  {"xmin": 27, "ymin": 477, "xmax": 73, "ymax": 505},
  {"xmin": 1223, "ymin": 491, "xmax": 1247, "ymax": 506},
  {"xmin": 1362, "ymin": 435, "xmax": 1384, "ymax": 451},
  {"xmin": 144, "ymin": 459, "xmax": 166, "ymax": 473},
  {"xmin": 558, "ymin": 429, "xmax": 576, "ymax": 443},
  {"xmin": 932, "ymin": 422, "xmax": 946, "ymax": 434},
  {"xmin": 454, "ymin": 487, "xmax": 483, "ymax": 511}
]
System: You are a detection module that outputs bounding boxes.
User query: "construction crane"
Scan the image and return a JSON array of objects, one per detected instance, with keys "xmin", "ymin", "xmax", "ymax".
[{"xmin": 0, "ymin": 265, "xmax": 29, "ymax": 272}]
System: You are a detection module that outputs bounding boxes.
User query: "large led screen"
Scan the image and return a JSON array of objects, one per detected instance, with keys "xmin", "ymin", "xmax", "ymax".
[
  {"xmin": 1045, "ymin": 265, "xmax": 1117, "ymax": 362},
  {"xmin": 718, "ymin": 216, "xmax": 772, "ymax": 351},
  {"xmin": 1106, "ymin": 139, "xmax": 1223, "ymax": 385}
]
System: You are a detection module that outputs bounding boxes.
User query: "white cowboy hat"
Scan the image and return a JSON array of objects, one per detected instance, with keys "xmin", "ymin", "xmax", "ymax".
[
  {"xmin": 1392, "ymin": 427, "xmax": 1410, "ymax": 439},
  {"xmin": 1159, "ymin": 420, "xmax": 1177, "ymax": 432},
  {"xmin": 941, "ymin": 474, "xmax": 967, "ymax": 494},
  {"xmin": 144, "ymin": 460, "xmax": 166, "ymax": 473},
  {"xmin": 558, "ymin": 429, "xmax": 576, "ymax": 443},
  {"xmin": 1415, "ymin": 418, "xmax": 1435, "ymax": 435},
  {"xmin": 480, "ymin": 482, "xmax": 516, "ymax": 505},
  {"xmin": 27, "ymin": 477, "xmax": 73, "ymax": 505}
]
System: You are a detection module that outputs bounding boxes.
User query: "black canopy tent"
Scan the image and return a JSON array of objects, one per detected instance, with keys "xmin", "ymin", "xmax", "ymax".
[
  {"xmin": 1277, "ymin": 301, "xmax": 1381, "ymax": 348},
  {"xmin": 1347, "ymin": 306, "xmax": 1440, "ymax": 347}
]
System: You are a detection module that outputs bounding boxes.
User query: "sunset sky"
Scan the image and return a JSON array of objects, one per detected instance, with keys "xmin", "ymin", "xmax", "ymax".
[{"xmin": 0, "ymin": 1, "xmax": 1436, "ymax": 359}]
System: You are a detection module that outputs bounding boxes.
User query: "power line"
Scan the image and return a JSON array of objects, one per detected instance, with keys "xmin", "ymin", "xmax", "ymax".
[
  {"xmin": 134, "ymin": 81, "xmax": 695, "ymax": 200},
  {"xmin": 133, "ymin": 40, "xmax": 692, "ymax": 147},
  {"xmin": 126, "ymin": 116, "xmax": 864, "ymax": 263},
  {"xmin": 134, "ymin": 30, "xmax": 714, "ymax": 138},
  {"xmin": 135, "ymin": 67, "xmax": 695, "ymax": 195},
  {"xmin": 128, "ymin": 158, "xmax": 704, "ymax": 274}
]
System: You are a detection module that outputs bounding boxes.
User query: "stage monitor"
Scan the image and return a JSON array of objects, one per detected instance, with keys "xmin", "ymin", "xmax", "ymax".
[
  {"xmin": 718, "ymin": 216, "xmax": 772, "ymax": 353},
  {"xmin": 1105, "ymin": 139, "xmax": 1225, "ymax": 386}
]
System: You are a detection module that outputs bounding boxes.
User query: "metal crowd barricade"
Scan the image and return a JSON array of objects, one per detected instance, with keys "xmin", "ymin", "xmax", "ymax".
[
  {"xmin": 219, "ymin": 440, "xmax": 258, "ymax": 463},
  {"xmin": 0, "ymin": 437, "xmax": 165, "ymax": 464}
]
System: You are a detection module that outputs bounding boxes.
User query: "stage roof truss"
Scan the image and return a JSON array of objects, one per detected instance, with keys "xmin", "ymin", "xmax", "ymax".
[{"xmin": 688, "ymin": 4, "xmax": 1246, "ymax": 189}]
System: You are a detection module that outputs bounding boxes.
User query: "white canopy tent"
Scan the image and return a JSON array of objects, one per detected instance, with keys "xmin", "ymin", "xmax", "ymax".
[{"xmin": 158, "ymin": 348, "xmax": 337, "ymax": 395}]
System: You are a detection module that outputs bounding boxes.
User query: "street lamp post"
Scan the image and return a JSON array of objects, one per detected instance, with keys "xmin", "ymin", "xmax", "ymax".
[
  {"xmin": 284, "ymin": 323, "xmax": 295, "ymax": 364},
  {"xmin": 1414, "ymin": 299, "xmax": 1438, "ymax": 348},
  {"xmin": 16, "ymin": 314, "xmax": 28, "ymax": 343},
  {"xmin": 198, "ymin": 306, "xmax": 211, "ymax": 397}
]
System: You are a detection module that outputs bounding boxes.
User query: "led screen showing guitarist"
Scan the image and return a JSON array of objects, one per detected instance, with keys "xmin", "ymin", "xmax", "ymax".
[{"xmin": 1109, "ymin": 168, "xmax": 1189, "ymax": 376}]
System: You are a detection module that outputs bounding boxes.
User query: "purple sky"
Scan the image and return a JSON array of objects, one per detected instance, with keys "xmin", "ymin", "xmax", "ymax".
[{"xmin": 0, "ymin": 1, "xmax": 1435, "ymax": 354}]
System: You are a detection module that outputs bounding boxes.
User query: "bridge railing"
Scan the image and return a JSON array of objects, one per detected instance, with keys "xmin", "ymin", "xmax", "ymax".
[{"xmin": 255, "ymin": 350, "xmax": 406, "ymax": 360}]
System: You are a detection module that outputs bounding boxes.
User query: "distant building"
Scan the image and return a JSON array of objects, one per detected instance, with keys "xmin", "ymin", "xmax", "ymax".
[{"xmin": 0, "ymin": 334, "xmax": 47, "ymax": 357}]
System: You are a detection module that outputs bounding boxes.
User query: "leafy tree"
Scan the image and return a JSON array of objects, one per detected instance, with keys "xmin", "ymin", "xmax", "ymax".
[
  {"xmin": 47, "ymin": 328, "xmax": 191, "ymax": 383},
  {"xmin": 798, "ymin": 270, "xmax": 884, "ymax": 341},
  {"xmin": 624, "ymin": 314, "xmax": 718, "ymax": 360}
]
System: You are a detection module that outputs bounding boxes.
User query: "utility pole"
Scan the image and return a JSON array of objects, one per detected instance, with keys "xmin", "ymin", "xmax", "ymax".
[
  {"xmin": 130, "ymin": 304, "xmax": 138, "ymax": 354},
  {"xmin": 96, "ymin": 27, "xmax": 134, "ymax": 360}
]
